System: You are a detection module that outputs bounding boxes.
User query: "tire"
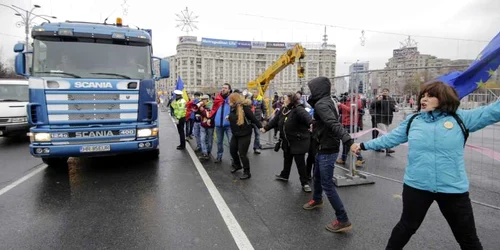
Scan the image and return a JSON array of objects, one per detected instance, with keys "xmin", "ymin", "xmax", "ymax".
[{"xmin": 42, "ymin": 157, "xmax": 69, "ymax": 168}]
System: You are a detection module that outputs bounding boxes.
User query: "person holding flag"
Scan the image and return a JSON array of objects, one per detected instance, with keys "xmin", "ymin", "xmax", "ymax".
[{"xmin": 351, "ymin": 30, "xmax": 500, "ymax": 249}]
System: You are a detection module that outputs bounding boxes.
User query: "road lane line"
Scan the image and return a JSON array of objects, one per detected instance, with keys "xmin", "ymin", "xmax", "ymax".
[
  {"xmin": 169, "ymin": 116, "xmax": 254, "ymax": 250},
  {"xmin": 0, "ymin": 164, "xmax": 47, "ymax": 197}
]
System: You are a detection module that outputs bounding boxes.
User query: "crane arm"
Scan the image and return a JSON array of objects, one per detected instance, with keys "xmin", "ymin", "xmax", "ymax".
[{"xmin": 248, "ymin": 44, "xmax": 305, "ymax": 97}]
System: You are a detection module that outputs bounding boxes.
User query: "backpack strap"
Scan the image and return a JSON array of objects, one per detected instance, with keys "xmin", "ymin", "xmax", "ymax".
[
  {"xmin": 405, "ymin": 113, "xmax": 420, "ymax": 136},
  {"xmin": 450, "ymin": 113, "xmax": 469, "ymax": 147},
  {"xmin": 405, "ymin": 112, "xmax": 469, "ymax": 147}
]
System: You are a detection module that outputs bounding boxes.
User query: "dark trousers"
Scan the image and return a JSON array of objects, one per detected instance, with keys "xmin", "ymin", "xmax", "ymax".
[
  {"xmin": 281, "ymin": 151, "xmax": 308, "ymax": 186},
  {"xmin": 230, "ymin": 134, "xmax": 252, "ymax": 173},
  {"xmin": 371, "ymin": 116, "xmax": 379, "ymax": 139},
  {"xmin": 387, "ymin": 184, "xmax": 482, "ymax": 250},
  {"xmin": 176, "ymin": 117, "xmax": 186, "ymax": 148},
  {"xmin": 185, "ymin": 118, "xmax": 194, "ymax": 137},
  {"xmin": 306, "ymin": 137, "xmax": 317, "ymax": 179}
]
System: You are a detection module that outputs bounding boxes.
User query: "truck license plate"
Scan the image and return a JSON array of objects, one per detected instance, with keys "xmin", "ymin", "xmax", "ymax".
[{"xmin": 80, "ymin": 145, "xmax": 111, "ymax": 153}]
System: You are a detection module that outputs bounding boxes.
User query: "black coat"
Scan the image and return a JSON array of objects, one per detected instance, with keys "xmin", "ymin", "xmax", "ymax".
[
  {"xmin": 307, "ymin": 77, "xmax": 353, "ymax": 154},
  {"xmin": 265, "ymin": 104, "xmax": 312, "ymax": 154},
  {"xmin": 228, "ymin": 105, "xmax": 262, "ymax": 137},
  {"xmin": 370, "ymin": 96, "xmax": 397, "ymax": 125}
]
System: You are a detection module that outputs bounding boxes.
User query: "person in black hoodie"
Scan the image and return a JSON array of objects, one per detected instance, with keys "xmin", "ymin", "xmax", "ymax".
[
  {"xmin": 261, "ymin": 93, "xmax": 313, "ymax": 192},
  {"xmin": 227, "ymin": 93, "xmax": 262, "ymax": 180},
  {"xmin": 302, "ymin": 76, "xmax": 354, "ymax": 233}
]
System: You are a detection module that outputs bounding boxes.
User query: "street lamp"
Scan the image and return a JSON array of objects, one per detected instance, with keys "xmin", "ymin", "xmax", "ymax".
[{"xmin": 0, "ymin": 4, "xmax": 57, "ymax": 49}]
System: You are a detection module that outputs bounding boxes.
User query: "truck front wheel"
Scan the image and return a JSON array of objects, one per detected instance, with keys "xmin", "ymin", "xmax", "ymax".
[{"xmin": 42, "ymin": 157, "xmax": 69, "ymax": 168}]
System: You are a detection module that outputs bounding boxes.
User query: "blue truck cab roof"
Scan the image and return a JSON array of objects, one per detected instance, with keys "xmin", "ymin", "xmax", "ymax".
[{"xmin": 31, "ymin": 21, "xmax": 151, "ymax": 44}]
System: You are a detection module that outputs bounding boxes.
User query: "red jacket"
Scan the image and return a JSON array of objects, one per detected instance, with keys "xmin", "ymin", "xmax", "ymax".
[{"xmin": 338, "ymin": 100, "xmax": 363, "ymax": 127}]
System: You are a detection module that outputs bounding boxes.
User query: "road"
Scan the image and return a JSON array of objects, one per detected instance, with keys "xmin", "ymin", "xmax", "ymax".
[{"xmin": 0, "ymin": 111, "xmax": 499, "ymax": 249}]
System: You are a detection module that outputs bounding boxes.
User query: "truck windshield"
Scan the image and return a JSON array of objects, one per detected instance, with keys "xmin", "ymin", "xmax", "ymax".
[
  {"xmin": 32, "ymin": 38, "xmax": 152, "ymax": 79},
  {"xmin": 0, "ymin": 84, "xmax": 29, "ymax": 102}
]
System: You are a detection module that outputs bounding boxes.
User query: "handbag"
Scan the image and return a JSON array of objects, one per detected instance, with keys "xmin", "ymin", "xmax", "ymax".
[{"xmin": 274, "ymin": 139, "xmax": 282, "ymax": 152}]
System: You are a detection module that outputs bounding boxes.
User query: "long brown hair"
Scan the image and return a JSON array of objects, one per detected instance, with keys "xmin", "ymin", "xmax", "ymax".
[
  {"xmin": 417, "ymin": 81, "xmax": 460, "ymax": 113},
  {"xmin": 229, "ymin": 93, "xmax": 245, "ymax": 126}
]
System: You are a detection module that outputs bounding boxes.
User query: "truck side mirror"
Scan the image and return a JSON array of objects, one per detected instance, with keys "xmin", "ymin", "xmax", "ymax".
[
  {"xmin": 14, "ymin": 43, "xmax": 25, "ymax": 53},
  {"xmin": 15, "ymin": 53, "xmax": 27, "ymax": 76},
  {"xmin": 159, "ymin": 59, "xmax": 170, "ymax": 79}
]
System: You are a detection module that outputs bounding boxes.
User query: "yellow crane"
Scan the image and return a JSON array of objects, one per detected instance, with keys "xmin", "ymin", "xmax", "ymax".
[{"xmin": 247, "ymin": 44, "xmax": 305, "ymax": 97}]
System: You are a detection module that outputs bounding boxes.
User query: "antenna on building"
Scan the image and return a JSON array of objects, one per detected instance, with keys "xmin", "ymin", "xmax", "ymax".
[
  {"xmin": 175, "ymin": 7, "xmax": 199, "ymax": 35},
  {"xmin": 400, "ymin": 35, "xmax": 418, "ymax": 48},
  {"xmin": 322, "ymin": 26, "xmax": 328, "ymax": 49}
]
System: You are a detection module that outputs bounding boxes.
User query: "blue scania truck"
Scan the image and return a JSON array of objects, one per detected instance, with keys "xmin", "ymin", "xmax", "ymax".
[{"xmin": 14, "ymin": 18, "xmax": 169, "ymax": 167}]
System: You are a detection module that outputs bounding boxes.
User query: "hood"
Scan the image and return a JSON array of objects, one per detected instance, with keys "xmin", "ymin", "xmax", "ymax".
[
  {"xmin": 0, "ymin": 102, "xmax": 28, "ymax": 118},
  {"xmin": 307, "ymin": 77, "xmax": 331, "ymax": 106}
]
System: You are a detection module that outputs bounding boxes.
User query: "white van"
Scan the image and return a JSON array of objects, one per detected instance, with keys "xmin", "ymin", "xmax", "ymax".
[{"xmin": 0, "ymin": 79, "xmax": 29, "ymax": 137}]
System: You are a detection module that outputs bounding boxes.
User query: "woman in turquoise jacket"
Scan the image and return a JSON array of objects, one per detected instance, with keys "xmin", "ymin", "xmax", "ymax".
[{"xmin": 352, "ymin": 81, "xmax": 500, "ymax": 249}]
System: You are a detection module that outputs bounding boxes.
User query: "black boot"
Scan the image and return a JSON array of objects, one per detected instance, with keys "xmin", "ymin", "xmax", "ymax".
[{"xmin": 240, "ymin": 171, "xmax": 251, "ymax": 180}]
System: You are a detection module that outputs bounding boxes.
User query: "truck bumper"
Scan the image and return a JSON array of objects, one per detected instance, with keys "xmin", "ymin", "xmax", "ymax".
[
  {"xmin": 30, "ymin": 138, "xmax": 159, "ymax": 158},
  {"xmin": 0, "ymin": 123, "xmax": 30, "ymax": 136}
]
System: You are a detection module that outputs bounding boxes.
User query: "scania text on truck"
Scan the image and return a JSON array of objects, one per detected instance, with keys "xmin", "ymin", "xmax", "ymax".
[{"xmin": 13, "ymin": 17, "xmax": 170, "ymax": 167}]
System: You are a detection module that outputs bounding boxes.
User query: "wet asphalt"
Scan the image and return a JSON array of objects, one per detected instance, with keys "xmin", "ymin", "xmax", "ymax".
[{"xmin": 0, "ymin": 111, "xmax": 499, "ymax": 249}]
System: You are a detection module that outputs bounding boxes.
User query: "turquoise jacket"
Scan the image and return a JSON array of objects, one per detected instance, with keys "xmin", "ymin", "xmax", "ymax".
[{"xmin": 363, "ymin": 99, "xmax": 500, "ymax": 193}]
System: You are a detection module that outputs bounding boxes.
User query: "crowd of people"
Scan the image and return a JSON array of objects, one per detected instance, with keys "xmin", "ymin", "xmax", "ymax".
[{"xmin": 165, "ymin": 76, "xmax": 500, "ymax": 249}]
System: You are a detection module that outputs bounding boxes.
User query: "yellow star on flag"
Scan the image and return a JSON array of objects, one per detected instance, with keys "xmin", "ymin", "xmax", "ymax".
[
  {"xmin": 487, "ymin": 68, "xmax": 496, "ymax": 77},
  {"xmin": 476, "ymin": 79, "xmax": 486, "ymax": 88}
]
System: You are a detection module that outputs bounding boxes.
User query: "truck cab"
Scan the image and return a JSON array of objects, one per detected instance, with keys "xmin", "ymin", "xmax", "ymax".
[
  {"xmin": 13, "ymin": 18, "xmax": 170, "ymax": 167},
  {"xmin": 0, "ymin": 79, "xmax": 30, "ymax": 137}
]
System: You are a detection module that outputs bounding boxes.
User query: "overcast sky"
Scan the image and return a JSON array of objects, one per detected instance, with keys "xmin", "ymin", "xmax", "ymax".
[{"xmin": 0, "ymin": 0, "xmax": 498, "ymax": 75}]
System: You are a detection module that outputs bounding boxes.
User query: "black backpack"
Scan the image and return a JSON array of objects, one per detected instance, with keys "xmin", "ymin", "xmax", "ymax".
[{"xmin": 406, "ymin": 113, "xmax": 469, "ymax": 147}]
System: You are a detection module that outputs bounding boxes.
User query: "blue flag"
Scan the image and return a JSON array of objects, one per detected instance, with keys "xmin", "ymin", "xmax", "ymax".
[{"xmin": 438, "ymin": 31, "xmax": 500, "ymax": 99}]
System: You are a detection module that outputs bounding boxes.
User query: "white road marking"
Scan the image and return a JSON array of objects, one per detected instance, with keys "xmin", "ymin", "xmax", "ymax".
[
  {"xmin": 0, "ymin": 164, "xmax": 48, "ymax": 197},
  {"xmin": 170, "ymin": 116, "xmax": 254, "ymax": 250}
]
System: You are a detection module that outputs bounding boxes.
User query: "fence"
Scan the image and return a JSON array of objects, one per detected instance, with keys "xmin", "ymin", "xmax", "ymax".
[{"xmin": 325, "ymin": 66, "xmax": 500, "ymax": 209}]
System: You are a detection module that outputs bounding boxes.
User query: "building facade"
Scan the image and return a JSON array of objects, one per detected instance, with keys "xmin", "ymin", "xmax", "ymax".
[
  {"xmin": 157, "ymin": 36, "xmax": 336, "ymax": 95},
  {"xmin": 348, "ymin": 62, "xmax": 370, "ymax": 94},
  {"xmin": 369, "ymin": 46, "xmax": 474, "ymax": 95}
]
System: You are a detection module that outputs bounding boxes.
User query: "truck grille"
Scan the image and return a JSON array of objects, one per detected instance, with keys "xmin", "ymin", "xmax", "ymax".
[{"xmin": 46, "ymin": 91, "xmax": 139, "ymax": 124}]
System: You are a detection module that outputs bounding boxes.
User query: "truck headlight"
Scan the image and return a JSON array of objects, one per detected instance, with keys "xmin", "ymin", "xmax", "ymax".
[
  {"xmin": 137, "ymin": 128, "xmax": 158, "ymax": 137},
  {"xmin": 34, "ymin": 133, "xmax": 51, "ymax": 142}
]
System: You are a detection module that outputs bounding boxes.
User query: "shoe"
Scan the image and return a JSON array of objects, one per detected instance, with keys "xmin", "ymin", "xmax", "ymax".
[
  {"xmin": 214, "ymin": 158, "xmax": 222, "ymax": 163},
  {"xmin": 386, "ymin": 149, "xmax": 395, "ymax": 153},
  {"xmin": 176, "ymin": 146, "xmax": 185, "ymax": 150},
  {"xmin": 302, "ymin": 184, "xmax": 312, "ymax": 193},
  {"xmin": 375, "ymin": 149, "xmax": 385, "ymax": 153},
  {"xmin": 355, "ymin": 160, "xmax": 365, "ymax": 167},
  {"xmin": 254, "ymin": 148, "xmax": 261, "ymax": 154},
  {"xmin": 231, "ymin": 164, "xmax": 243, "ymax": 173},
  {"xmin": 303, "ymin": 199, "xmax": 323, "ymax": 210},
  {"xmin": 195, "ymin": 147, "xmax": 201, "ymax": 152},
  {"xmin": 336, "ymin": 159, "xmax": 345, "ymax": 164},
  {"xmin": 240, "ymin": 173, "xmax": 251, "ymax": 180},
  {"xmin": 275, "ymin": 175, "xmax": 288, "ymax": 181},
  {"xmin": 325, "ymin": 220, "xmax": 352, "ymax": 233},
  {"xmin": 198, "ymin": 153, "xmax": 208, "ymax": 160}
]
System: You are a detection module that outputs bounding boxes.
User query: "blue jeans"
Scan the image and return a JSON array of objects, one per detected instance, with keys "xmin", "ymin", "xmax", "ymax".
[
  {"xmin": 313, "ymin": 153, "xmax": 349, "ymax": 223},
  {"xmin": 252, "ymin": 124, "xmax": 261, "ymax": 149},
  {"xmin": 341, "ymin": 125, "xmax": 362, "ymax": 161},
  {"xmin": 216, "ymin": 126, "xmax": 232, "ymax": 159},
  {"xmin": 200, "ymin": 127, "xmax": 214, "ymax": 155},
  {"xmin": 193, "ymin": 122, "xmax": 202, "ymax": 149}
]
